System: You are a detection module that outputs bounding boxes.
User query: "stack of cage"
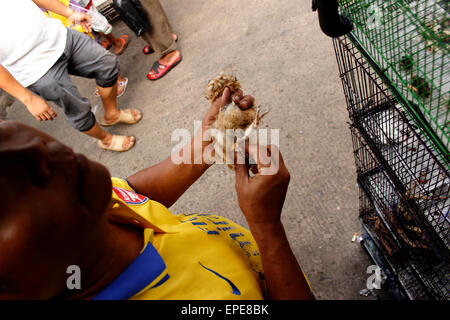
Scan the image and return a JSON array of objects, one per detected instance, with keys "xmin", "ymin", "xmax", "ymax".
[
  {"xmin": 95, "ymin": 0, "xmax": 120, "ymax": 22},
  {"xmin": 333, "ymin": 0, "xmax": 449, "ymax": 299},
  {"xmin": 338, "ymin": 0, "xmax": 449, "ymax": 164}
]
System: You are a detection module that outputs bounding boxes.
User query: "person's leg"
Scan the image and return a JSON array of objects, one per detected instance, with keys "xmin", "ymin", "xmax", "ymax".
[
  {"xmin": 102, "ymin": 33, "xmax": 120, "ymax": 48},
  {"xmin": 140, "ymin": 0, "xmax": 181, "ymax": 79},
  {"xmin": 143, "ymin": 33, "xmax": 177, "ymax": 55},
  {"xmin": 88, "ymin": 3, "xmax": 130, "ymax": 55},
  {"xmin": 158, "ymin": 50, "xmax": 180, "ymax": 65},
  {"xmin": 116, "ymin": 74, "xmax": 128, "ymax": 97},
  {"xmin": 143, "ymin": 28, "xmax": 181, "ymax": 80},
  {"xmin": 27, "ymin": 56, "xmax": 135, "ymax": 150},
  {"xmin": 97, "ymin": 80, "xmax": 120, "ymax": 123},
  {"xmin": 102, "ymin": 32, "xmax": 131, "ymax": 55},
  {"xmin": 142, "ymin": 31, "xmax": 179, "ymax": 64},
  {"xmin": 96, "ymin": 77, "xmax": 138, "ymax": 125},
  {"xmin": 64, "ymin": 29, "xmax": 141, "ymax": 125},
  {"xmin": 140, "ymin": 0, "xmax": 177, "ymax": 56},
  {"xmin": 94, "ymin": 74, "xmax": 128, "ymax": 97}
]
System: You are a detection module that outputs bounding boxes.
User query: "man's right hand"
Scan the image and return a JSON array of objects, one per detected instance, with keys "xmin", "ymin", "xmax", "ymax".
[
  {"xmin": 234, "ymin": 144, "xmax": 290, "ymax": 228},
  {"xmin": 235, "ymin": 146, "xmax": 314, "ymax": 300},
  {"xmin": 23, "ymin": 93, "xmax": 58, "ymax": 121},
  {"xmin": 0, "ymin": 64, "xmax": 56, "ymax": 121}
]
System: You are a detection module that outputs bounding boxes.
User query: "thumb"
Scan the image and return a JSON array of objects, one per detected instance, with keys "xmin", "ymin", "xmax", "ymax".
[
  {"xmin": 206, "ymin": 87, "xmax": 231, "ymax": 124},
  {"xmin": 211, "ymin": 87, "xmax": 231, "ymax": 111},
  {"xmin": 219, "ymin": 87, "xmax": 231, "ymax": 106}
]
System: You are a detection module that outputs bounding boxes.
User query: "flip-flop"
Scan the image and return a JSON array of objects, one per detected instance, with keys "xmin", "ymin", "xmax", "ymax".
[
  {"xmin": 95, "ymin": 77, "xmax": 128, "ymax": 97},
  {"xmin": 97, "ymin": 135, "xmax": 135, "ymax": 152},
  {"xmin": 143, "ymin": 34, "xmax": 178, "ymax": 55},
  {"xmin": 147, "ymin": 54, "xmax": 182, "ymax": 81},
  {"xmin": 98, "ymin": 108, "xmax": 142, "ymax": 127},
  {"xmin": 117, "ymin": 77, "xmax": 128, "ymax": 98},
  {"xmin": 115, "ymin": 34, "xmax": 131, "ymax": 55},
  {"xmin": 100, "ymin": 40, "xmax": 112, "ymax": 50},
  {"xmin": 143, "ymin": 44, "xmax": 155, "ymax": 55}
]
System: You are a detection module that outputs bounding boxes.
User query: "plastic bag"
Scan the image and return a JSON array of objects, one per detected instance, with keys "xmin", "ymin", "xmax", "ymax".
[{"xmin": 113, "ymin": 0, "xmax": 151, "ymax": 37}]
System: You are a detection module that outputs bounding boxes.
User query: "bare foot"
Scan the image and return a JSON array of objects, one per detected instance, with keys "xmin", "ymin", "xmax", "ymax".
[{"xmin": 159, "ymin": 50, "xmax": 180, "ymax": 65}]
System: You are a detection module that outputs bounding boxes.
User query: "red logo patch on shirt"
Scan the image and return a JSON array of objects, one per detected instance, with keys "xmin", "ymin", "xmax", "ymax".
[{"xmin": 113, "ymin": 187, "xmax": 148, "ymax": 205}]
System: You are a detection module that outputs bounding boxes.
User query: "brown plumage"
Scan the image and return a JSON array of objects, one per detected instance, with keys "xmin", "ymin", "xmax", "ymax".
[
  {"xmin": 205, "ymin": 74, "xmax": 268, "ymax": 168},
  {"xmin": 205, "ymin": 74, "xmax": 257, "ymax": 130}
]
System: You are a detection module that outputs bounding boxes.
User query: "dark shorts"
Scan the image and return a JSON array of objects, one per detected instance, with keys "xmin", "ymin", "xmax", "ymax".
[{"xmin": 28, "ymin": 29, "xmax": 120, "ymax": 132}]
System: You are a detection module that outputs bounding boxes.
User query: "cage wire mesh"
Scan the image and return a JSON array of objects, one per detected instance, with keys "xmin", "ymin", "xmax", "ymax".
[
  {"xmin": 334, "ymin": 36, "xmax": 449, "ymax": 299},
  {"xmin": 337, "ymin": 0, "xmax": 449, "ymax": 162},
  {"xmin": 96, "ymin": 0, "xmax": 120, "ymax": 22},
  {"xmin": 359, "ymin": 189, "xmax": 432, "ymax": 299},
  {"xmin": 352, "ymin": 126, "xmax": 449, "ymax": 299},
  {"xmin": 334, "ymin": 36, "xmax": 450, "ymax": 250}
]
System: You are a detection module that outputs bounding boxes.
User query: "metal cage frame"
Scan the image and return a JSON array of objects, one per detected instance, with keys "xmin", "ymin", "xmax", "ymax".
[
  {"xmin": 334, "ymin": 35, "xmax": 449, "ymax": 299},
  {"xmin": 338, "ymin": 0, "xmax": 450, "ymax": 161}
]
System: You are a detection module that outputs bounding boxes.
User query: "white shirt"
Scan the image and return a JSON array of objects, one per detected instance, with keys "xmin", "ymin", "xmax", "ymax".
[{"xmin": 0, "ymin": 0, "xmax": 67, "ymax": 87}]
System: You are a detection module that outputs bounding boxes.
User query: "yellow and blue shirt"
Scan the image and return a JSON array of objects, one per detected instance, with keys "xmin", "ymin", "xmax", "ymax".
[{"xmin": 93, "ymin": 178, "xmax": 266, "ymax": 300}]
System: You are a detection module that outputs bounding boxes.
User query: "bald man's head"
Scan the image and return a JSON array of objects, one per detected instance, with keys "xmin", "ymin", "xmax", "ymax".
[{"xmin": 0, "ymin": 121, "xmax": 112, "ymax": 298}]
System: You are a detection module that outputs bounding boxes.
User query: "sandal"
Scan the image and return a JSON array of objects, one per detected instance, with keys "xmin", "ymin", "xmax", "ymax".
[
  {"xmin": 95, "ymin": 77, "xmax": 128, "ymax": 97},
  {"xmin": 116, "ymin": 77, "xmax": 128, "ymax": 98},
  {"xmin": 143, "ymin": 44, "xmax": 155, "ymax": 55},
  {"xmin": 115, "ymin": 34, "xmax": 131, "ymax": 55},
  {"xmin": 143, "ymin": 34, "xmax": 178, "ymax": 55},
  {"xmin": 98, "ymin": 108, "xmax": 142, "ymax": 127},
  {"xmin": 100, "ymin": 39, "xmax": 112, "ymax": 50},
  {"xmin": 147, "ymin": 54, "xmax": 182, "ymax": 81},
  {"xmin": 97, "ymin": 135, "xmax": 135, "ymax": 152}
]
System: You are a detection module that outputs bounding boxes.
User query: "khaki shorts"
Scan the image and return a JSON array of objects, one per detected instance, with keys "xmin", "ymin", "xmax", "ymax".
[{"xmin": 28, "ymin": 28, "xmax": 119, "ymax": 132}]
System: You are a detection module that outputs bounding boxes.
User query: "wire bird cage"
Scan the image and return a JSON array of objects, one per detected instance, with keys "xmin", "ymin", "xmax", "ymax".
[
  {"xmin": 359, "ymin": 189, "xmax": 433, "ymax": 299},
  {"xmin": 353, "ymin": 126, "xmax": 449, "ymax": 299},
  {"xmin": 96, "ymin": 0, "xmax": 120, "ymax": 22},
  {"xmin": 333, "ymin": 35, "xmax": 450, "ymax": 299},
  {"xmin": 337, "ymin": 0, "xmax": 449, "ymax": 164}
]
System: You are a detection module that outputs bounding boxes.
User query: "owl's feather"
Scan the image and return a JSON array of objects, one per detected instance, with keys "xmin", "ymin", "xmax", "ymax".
[
  {"xmin": 205, "ymin": 74, "xmax": 257, "ymax": 131},
  {"xmin": 205, "ymin": 73, "xmax": 266, "ymax": 169}
]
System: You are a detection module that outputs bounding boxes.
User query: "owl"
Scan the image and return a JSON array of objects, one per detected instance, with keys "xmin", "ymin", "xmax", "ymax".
[{"xmin": 205, "ymin": 74, "xmax": 268, "ymax": 169}]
